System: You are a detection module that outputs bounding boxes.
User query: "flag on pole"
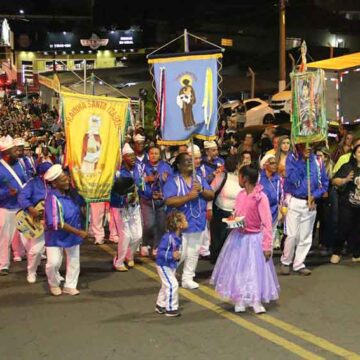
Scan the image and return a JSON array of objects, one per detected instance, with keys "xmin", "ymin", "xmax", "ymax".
[
  {"xmin": 290, "ymin": 68, "xmax": 327, "ymax": 144},
  {"xmin": 61, "ymin": 91, "xmax": 129, "ymax": 200},
  {"xmin": 148, "ymin": 52, "xmax": 222, "ymax": 145}
]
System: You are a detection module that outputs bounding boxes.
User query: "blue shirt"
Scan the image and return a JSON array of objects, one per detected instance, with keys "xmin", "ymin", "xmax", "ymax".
[
  {"xmin": 163, "ymin": 174, "xmax": 211, "ymax": 233},
  {"xmin": 18, "ymin": 176, "xmax": 46, "ymax": 210},
  {"xmin": 259, "ymin": 170, "xmax": 282, "ymax": 224},
  {"xmin": 110, "ymin": 166, "xmax": 141, "ymax": 208},
  {"xmin": 17, "ymin": 157, "xmax": 35, "ymax": 180},
  {"xmin": 284, "ymin": 152, "xmax": 329, "ymax": 199},
  {"xmin": 44, "ymin": 188, "xmax": 83, "ymax": 248},
  {"xmin": 0, "ymin": 161, "xmax": 26, "ymax": 209},
  {"xmin": 156, "ymin": 231, "xmax": 182, "ymax": 269},
  {"xmin": 135, "ymin": 153, "xmax": 148, "ymax": 176},
  {"xmin": 201, "ymin": 156, "xmax": 224, "ymax": 184},
  {"xmin": 141, "ymin": 160, "xmax": 173, "ymax": 200}
]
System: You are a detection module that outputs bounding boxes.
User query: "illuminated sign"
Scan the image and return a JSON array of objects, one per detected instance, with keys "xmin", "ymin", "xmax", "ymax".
[
  {"xmin": 80, "ymin": 33, "xmax": 109, "ymax": 50},
  {"xmin": 221, "ymin": 38, "xmax": 233, "ymax": 47},
  {"xmin": 119, "ymin": 36, "xmax": 134, "ymax": 45},
  {"xmin": 50, "ymin": 43, "xmax": 72, "ymax": 49}
]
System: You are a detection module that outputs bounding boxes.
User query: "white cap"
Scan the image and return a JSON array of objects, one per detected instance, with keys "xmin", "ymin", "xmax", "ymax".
[
  {"xmin": 122, "ymin": 143, "xmax": 134, "ymax": 155},
  {"xmin": 133, "ymin": 134, "xmax": 145, "ymax": 142},
  {"xmin": 203, "ymin": 140, "xmax": 217, "ymax": 149},
  {"xmin": 260, "ymin": 154, "xmax": 276, "ymax": 170},
  {"xmin": 24, "ymin": 141, "xmax": 31, "ymax": 149},
  {"xmin": 187, "ymin": 144, "xmax": 201, "ymax": 156},
  {"xmin": 14, "ymin": 137, "xmax": 25, "ymax": 147},
  {"xmin": 44, "ymin": 164, "xmax": 63, "ymax": 182},
  {"xmin": 0, "ymin": 135, "xmax": 15, "ymax": 152}
]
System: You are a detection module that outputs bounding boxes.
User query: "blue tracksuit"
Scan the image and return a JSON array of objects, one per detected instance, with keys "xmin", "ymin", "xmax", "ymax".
[{"xmin": 156, "ymin": 232, "xmax": 182, "ymax": 269}]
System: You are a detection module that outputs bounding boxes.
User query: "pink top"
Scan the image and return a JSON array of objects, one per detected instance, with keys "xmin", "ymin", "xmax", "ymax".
[{"xmin": 234, "ymin": 184, "xmax": 273, "ymax": 251}]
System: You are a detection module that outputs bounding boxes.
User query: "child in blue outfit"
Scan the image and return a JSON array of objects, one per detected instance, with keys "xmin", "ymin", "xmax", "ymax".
[{"xmin": 155, "ymin": 210, "xmax": 188, "ymax": 317}]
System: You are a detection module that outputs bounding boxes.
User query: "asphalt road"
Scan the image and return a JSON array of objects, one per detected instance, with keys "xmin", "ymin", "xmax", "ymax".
[{"xmin": 1, "ymin": 242, "xmax": 360, "ymax": 360}]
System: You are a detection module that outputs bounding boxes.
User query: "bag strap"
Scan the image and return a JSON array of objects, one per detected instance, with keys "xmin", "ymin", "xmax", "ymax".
[{"xmin": 213, "ymin": 172, "xmax": 228, "ymax": 202}]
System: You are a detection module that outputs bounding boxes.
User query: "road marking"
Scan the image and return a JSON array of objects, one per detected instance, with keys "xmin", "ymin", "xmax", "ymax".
[
  {"xmin": 99, "ymin": 244, "xmax": 325, "ymax": 359},
  {"xmin": 139, "ymin": 255, "xmax": 360, "ymax": 360},
  {"xmin": 198, "ymin": 284, "xmax": 360, "ymax": 360}
]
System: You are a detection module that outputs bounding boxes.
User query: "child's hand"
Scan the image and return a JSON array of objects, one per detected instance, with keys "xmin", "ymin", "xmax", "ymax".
[
  {"xmin": 263, "ymin": 250, "xmax": 272, "ymax": 261},
  {"xmin": 173, "ymin": 250, "xmax": 181, "ymax": 260}
]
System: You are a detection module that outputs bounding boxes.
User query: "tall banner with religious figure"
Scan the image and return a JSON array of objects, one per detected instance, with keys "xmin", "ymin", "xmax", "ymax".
[
  {"xmin": 61, "ymin": 92, "xmax": 129, "ymax": 200},
  {"xmin": 148, "ymin": 52, "xmax": 222, "ymax": 144},
  {"xmin": 290, "ymin": 68, "xmax": 327, "ymax": 144}
]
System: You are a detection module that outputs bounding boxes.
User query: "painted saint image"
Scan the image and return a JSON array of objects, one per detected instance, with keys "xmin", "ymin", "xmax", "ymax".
[
  {"xmin": 298, "ymin": 79, "xmax": 317, "ymax": 136},
  {"xmin": 81, "ymin": 115, "xmax": 102, "ymax": 173},
  {"xmin": 176, "ymin": 75, "xmax": 196, "ymax": 129}
]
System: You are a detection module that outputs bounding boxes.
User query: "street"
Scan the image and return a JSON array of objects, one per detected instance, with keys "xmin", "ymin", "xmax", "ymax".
[{"xmin": 1, "ymin": 242, "xmax": 360, "ymax": 360}]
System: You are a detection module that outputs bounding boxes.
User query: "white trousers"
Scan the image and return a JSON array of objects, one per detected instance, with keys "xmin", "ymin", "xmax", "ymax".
[
  {"xmin": 89, "ymin": 202, "xmax": 106, "ymax": 242},
  {"xmin": 46, "ymin": 245, "xmax": 80, "ymax": 289},
  {"xmin": 199, "ymin": 221, "xmax": 211, "ymax": 256},
  {"xmin": 0, "ymin": 208, "xmax": 18, "ymax": 270},
  {"xmin": 281, "ymin": 197, "xmax": 317, "ymax": 271},
  {"xmin": 156, "ymin": 265, "xmax": 179, "ymax": 311},
  {"xmin": 12, "ymin": 230, "xmax": 27, "ymax": 259},
  {"xmin": 26, "ymin": 234, "xmax": 45, "ymax": 276},
  {"xmin": 110, "ymin": 206, "xmax": 142, "ymax": 267},
  {"xmin": 180, "ymin": 232, "xmax": 202, "ymax": 283}
]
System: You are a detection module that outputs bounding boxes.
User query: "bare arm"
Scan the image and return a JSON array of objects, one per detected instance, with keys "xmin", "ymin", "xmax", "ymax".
[
  {"xmin": 62, "ymin": 223, "xmax": 88, "ymax": 239},
  {"xmin": 201, "ymin": 189, "xmax": 214, "ymax": 201}
]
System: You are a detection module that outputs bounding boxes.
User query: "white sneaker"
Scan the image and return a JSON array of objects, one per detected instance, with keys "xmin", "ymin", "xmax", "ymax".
[
  {"xmin": 182, "ymin": 280, "xmax": 199, "ymax": 289},
  {"xmin": 63, "ymin": 287, "xmax": 80, "ymax": 296},
  {"xmin": 94, "ymin": 239, "xmax": 104, "ymax": 245},
  {"xmin": 27, "ymin": 274, "xmax": 36, "ymax": 284},
  {"xmin": 352, "ymin": 257, "xmax": 360, "ymax": 263},
  {"xmin": 140, "ymin": 246, "xmax": 149, "ymax": 257},
  {"xmin": 330, "ymin": 254, "xmax": 341, "ymax": 264},
  {"xmin": 49, "ymin": 286, "xmax": 62, "ymax": 296},
  {"xmin": 13, "ymin": 256, "xmax": 22, "ymax": 262},
  {"xmin": 252, "ymin": 303, "xmax": 266, "ymax": 314},
  {"xmin": 234, "ymin": 302, "xmax": 246, "ymax": 313}
]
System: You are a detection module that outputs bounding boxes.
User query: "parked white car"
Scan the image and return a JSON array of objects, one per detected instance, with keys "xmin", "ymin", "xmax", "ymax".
[
  {"xmin": 270, "ymin": 90, "xmax": 291, "ymax": 115},
  {"xmin": 236, "ymin": 98, "xmax": 275, "ymax": 127}
]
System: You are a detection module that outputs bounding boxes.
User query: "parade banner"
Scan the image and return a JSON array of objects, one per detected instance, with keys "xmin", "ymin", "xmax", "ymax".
[
  {"xmin": 148, "ymin": 52, "xmax": 222, "ymax": 145},
  {"xmin": 290, "ymin": 69, "xmax": 327, "ymax": 144},
  {"xmin": 61, "ymin": 91, "xmax": 129, "ymax": 200}
]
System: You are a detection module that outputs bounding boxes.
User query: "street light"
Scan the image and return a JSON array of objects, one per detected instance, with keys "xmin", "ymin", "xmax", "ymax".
[{"xmin": 19, "ymin": 9, "xmax": 24, "ymax": 14}]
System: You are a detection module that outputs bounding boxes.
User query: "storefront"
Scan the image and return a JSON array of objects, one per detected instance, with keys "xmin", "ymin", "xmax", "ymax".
[{"xmin": 1, "ymin": 19, "xmax": 143, "ymax": 92}]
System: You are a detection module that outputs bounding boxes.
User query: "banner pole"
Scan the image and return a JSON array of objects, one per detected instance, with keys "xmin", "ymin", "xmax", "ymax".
[
  {"xmin": 306, "ymin": 142, "xmax": 311, "ymax": 206},
  {"xmin": 85, "ymin": 200, "xmax": 90, "ymax": 232},
  {"xmin": 183, "ymin": 28, "xmax": 196, "ymax": 181}
]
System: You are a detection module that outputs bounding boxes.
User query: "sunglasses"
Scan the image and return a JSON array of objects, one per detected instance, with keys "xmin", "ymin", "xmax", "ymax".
[{"xmin": 268, "ymin": 161, "xmax": 277, "ymax": 165}]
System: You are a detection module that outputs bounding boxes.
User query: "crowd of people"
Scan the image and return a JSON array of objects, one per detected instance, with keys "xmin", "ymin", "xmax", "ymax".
[{"xmin": 1, "ymin": 94, "xmax": 360, "ymax": 317}]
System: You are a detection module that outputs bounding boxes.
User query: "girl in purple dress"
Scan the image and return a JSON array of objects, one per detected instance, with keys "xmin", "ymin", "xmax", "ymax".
[{"xmin": 210, "ymin": 165, "xmax": 280, "ymax": 314}]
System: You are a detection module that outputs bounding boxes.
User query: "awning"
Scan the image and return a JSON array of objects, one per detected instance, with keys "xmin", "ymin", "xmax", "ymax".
[{"xmin": 308, "ymin": 52, "xmax": 360, "ymax": 71}]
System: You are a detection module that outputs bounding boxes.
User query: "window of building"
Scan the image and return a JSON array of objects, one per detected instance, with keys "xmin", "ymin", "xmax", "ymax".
[{"xmin": 21, "ymin": 61, "xmax": 33, "ymax": 85}]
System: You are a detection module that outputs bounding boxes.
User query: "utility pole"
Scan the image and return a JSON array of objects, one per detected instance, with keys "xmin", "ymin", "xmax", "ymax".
[
  {"xmin": 248, "ymin": 67, "xmax": 255, "ymax": 98},
  {"xmin": 83, "ymin": 60, "xmax": 87, "ymax": 94},
  {"xmin": 279, "ymin": 0, "xmax": 286, "ymax": 91},
  {"xmin": 91, "ymin": 72, "xmax": 95, "ymax": 96}
]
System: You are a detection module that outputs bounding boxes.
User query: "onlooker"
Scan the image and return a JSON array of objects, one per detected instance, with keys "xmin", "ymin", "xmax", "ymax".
[
  {"xmin": 330, "ymin": 144, "xmax": 360, "ymax": 264},
  {"xmin": 208, "ymin": 155, "xmax": 242, "ymax": 264}
]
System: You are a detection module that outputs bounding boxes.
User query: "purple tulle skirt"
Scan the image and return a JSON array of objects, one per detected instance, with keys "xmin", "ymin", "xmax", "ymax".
[{"xmin": 210, "ymin": 230, "xmax": 280, "ymax": 305}]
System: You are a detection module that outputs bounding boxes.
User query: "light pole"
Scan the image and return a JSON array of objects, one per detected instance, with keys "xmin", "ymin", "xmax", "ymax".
[{"xmin": 279, "ymin": 0, "xmax": 286, "ymax": 91}]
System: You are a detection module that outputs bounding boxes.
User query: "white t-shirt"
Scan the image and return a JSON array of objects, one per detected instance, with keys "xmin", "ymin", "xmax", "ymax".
[{"xmin": 209, "ymin": 172, "xmax": 243, "ymax": 212}]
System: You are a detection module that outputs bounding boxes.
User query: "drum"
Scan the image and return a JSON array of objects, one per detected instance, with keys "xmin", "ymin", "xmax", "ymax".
[{"xmin": 16, "ymin": 200, "xmax": 45, "ymax": 239}]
